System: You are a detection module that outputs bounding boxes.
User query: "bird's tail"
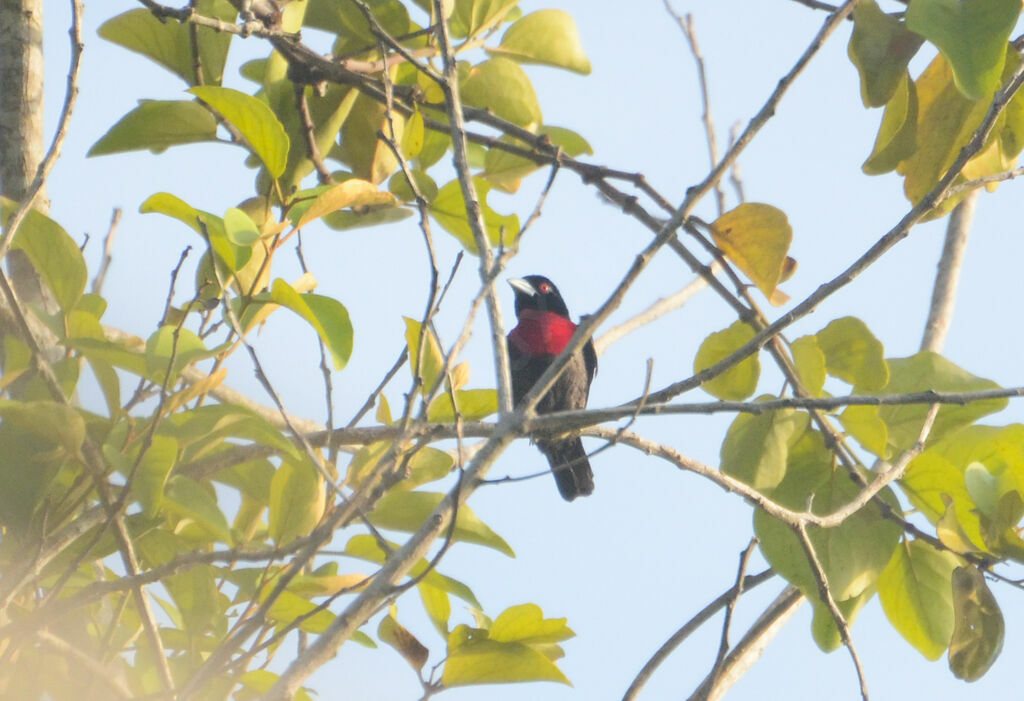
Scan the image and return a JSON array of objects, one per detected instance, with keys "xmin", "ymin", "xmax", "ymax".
[{"xmin": 540, "ymin": 437, "xmax": 594, "ymax": 501}]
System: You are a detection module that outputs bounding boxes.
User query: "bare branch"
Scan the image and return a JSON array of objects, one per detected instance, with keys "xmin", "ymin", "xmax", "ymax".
[
  {"xmin": 921, "ymin": 191, "xmax": 978, "ymax": 352},
  {"xmin": 0, "ymin": 0, "xmax": 83, "ymax": 264},
  {"xmin": 622, "ymin": 568, "xmax": 776, "ymax": 701}
]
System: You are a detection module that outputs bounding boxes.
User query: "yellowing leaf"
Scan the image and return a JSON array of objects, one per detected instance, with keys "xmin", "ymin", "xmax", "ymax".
[
  {"xmin": 404, "ymin": 317, "xmax": 445, "ymax": 395},
  {"xmin": 710, "ymin": 203, "xmax": 793, "ymax": 304},
  {"xmin": 490, "ymin": 604, "xmax": 574, "ymax": 645},
  {"xmin": 863, "ymin": 72, "xmax": 919, "ymax": 175},
  {"xmin": 898, "ymin": 53, "xmax": 990, "ymax": 205},
  {"xmin": 294, "ymin": 179, "xmax": 394, "ymax": 230},
  {"xmin": 442, "ymin": 639, "xmax": 569, "ymax": 687},
  {"xmin": 693, "ymin": 321, "xmax": 761, "ymax": 400}
]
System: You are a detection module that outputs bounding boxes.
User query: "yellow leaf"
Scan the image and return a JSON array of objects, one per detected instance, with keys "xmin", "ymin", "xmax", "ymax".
[
  {"xmin": 710, "ymin": 203, "xmax": 793, "ymax": 304},
  {"xmin": 294, "ymin": 179, "xmax": 395, "ymax": 230}
]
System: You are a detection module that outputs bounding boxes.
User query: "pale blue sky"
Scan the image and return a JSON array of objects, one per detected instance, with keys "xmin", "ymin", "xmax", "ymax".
[{"xmin": 36, "ymin": 0, "xmax": 1024, "ymax": 699}]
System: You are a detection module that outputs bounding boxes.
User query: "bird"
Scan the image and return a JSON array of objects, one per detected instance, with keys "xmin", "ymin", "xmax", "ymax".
[{"xmin": 506, "ymin": 275, "xmax": 597, "ymax": 501}]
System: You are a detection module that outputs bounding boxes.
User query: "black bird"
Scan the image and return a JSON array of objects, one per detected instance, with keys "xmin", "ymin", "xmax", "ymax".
[{"xmin": 507, "ymin": 275, "xmax": 597, "ymax": 501}]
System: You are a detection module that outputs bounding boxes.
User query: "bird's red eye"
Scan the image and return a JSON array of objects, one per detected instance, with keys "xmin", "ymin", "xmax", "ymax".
[{"xmin": 539, "ymin": 283, "xmax": 551, "ymax": 293}]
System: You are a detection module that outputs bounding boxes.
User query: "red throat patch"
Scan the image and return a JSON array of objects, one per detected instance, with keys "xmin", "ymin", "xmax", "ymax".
[{"xmin": 509, "ymin": 309, "xmax": 577, "ymax": 355}]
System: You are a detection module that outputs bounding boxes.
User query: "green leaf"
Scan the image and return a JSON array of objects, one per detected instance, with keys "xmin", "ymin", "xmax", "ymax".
[
  {"xmin": 189, "ymin": 86, "xmax": 290, "ymax": 177},
  {"xmin": 721, "ymin": 405, "xmax": 807, "ymax": 491},
  {"xmin": 368, "ymin": 491, "xmax": 514, "ymax": 556},
  {"xmin": 442, "ymin": 639, "xmax": 569, "ymax": 687},
  {"xmin": 906, "ymin": 0, "xmax": 1021, "ymax": 100},
  {"xmin": 964, "ymin": 461, "xmax": 1001, "ymax": 517},
  {"xmin": 490, "ymin": 10, "xmax": 591, "ymax": 74},
  {"xmin": 402, "ymin": 109, "xmax": 425, "ymax": 160},
  {"xmin": 790, "ymin": 335, "xmax": 826, "ymax": 397},
  {"xmin": 140, "ymin": 192, "xmax": 212, "ymax": 235},
  {"xmin": 811, "ymin": 586, "xmax": 874, "ymax": 652},
  {"xmin": 419, "ymin": 583, "xmax": 452, "ymax": 636},
  {"xmin": 269, "ymin": 459, "xmax": 325, "ymax": 545},
  {"xmin": 307, "ymin": 0, "xmax": 410, "ymax": 45},
  {"xmin": 98, "ymin": 1, "xmax": 236, "ymax": 85},
  {"xmin": 461, "ymin": 57, "xmax": 542, "ymax": 126},
  {"xmin": 89, "ymin": 100, "xmax": 219, "ymax": 156},
  {"xmin": 848, "ymin": 0, "xmax": 925, "ymax": 107},
  {"xmin": 490, "ymin": 604, "xmax": 574, "ymax": 645},
  {"xmin": 1, "ymin": 197, "xmax": 87, "ymax": 313},
  {"xmin": 863, "ymin": 72, "xmax": 919, "ymax": 175},
  {"xmin": 344, "ymin": 534, "xmax": 481, "ymax": 608},
  {"xmin": 389, "ymin": 169, "xmax": 439, "ymax": 203},
  {"xmin": 145, "ymin": 326, "xmax": 218, "ymax": 381},
  {"xmin": 0, "ymin": 399, "xmax": 85, "ymax": 455},
  {"xmin": 482, "ymin": 126, "xmax": 592, "ymax": 193},
  {"xmin": 949, "ymin": 565, "xmax": 1005, "ymax": 680},
  {"xmin": 756, "ymin": 467, "xmax": 902, "ymax": 602},
  {"xmin": 878, "ymin": 539, "xmax": 959, "ymax": 660},
  {"xmin": 427, "ymin": 389, "xmax": 499, "ymax": 422},
  {"xmin": 166, "ymin": 563, "xmax": 221, "ymax": 635},
  {"xmin": 131, "ymin": 435, "xmax": 179, "ymax": 516},
  {"xmin": 840, "ymin": 405, "xmax": 889, "ymax": 458},
  {"xmin": 710, "ymin": 203, "xmax": 793, "ymax": 305},
  {"xmin": 816, "ymin": 316, "xmax": 888, "ymax": 390},
  {"xmin": 335, "ymin": 92, "xmax": 402, "ymax": 184},
  {"xmin": 270, "ymin": 279, "xmax": 354, "ymax": 370},
  {"xmin": 266, "ymin": 590, "xmax": 336, "ymax": 634},
  {"xmin": 872, "ymin": 352, "xmax": 1006, "ymax": 453},
  {"xmin": 694, "ymin": 321, "xmax": 761, "ymax": 400},
  {"xmin": 452, "ymin": 0, "xmax": 519, "ymax": 37},
  {"xmin": 431, "ymin": 178, "xmax": 520, "ymax": 253},
  {"xmin": 164, "ymin": 475, "xmax": 233, "ymax": 543},
  {"xmin": 0, "ymin": 424, "xmax": 62, "ymax": 532}
]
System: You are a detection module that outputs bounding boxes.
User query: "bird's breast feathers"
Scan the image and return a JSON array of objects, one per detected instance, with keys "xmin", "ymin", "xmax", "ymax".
[{"xmin": 509, "ymin": 309, "xmax": 578, "ymax": 356}]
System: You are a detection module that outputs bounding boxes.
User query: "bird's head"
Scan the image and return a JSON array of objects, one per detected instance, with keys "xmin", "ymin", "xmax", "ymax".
[{"xmin": 508, "ymin": 275, "xmax": 571, "ymax": 318}]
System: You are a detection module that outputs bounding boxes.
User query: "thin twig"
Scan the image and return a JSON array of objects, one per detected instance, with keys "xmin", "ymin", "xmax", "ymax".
[
  {"xmin": 665, "ymin": 4, "xmax": 726, "ymax": 215},
  {"xmin": 622, "ymin": 569, "xmax": 776, "ymax": 701},
  {"xmin": 707, "ymin": 539, "xmax": 759, "ymax": 692},
  {"xmin": 90, "ymin": 208, "xmax": 121, "ymax": 294},
  {"xmin": 295, "ymin": 83, "xmax": 334, "ymax": 184},
  {"xmin": 793, "ymin": 521, "xmax": 869, "ymax": 700}
]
